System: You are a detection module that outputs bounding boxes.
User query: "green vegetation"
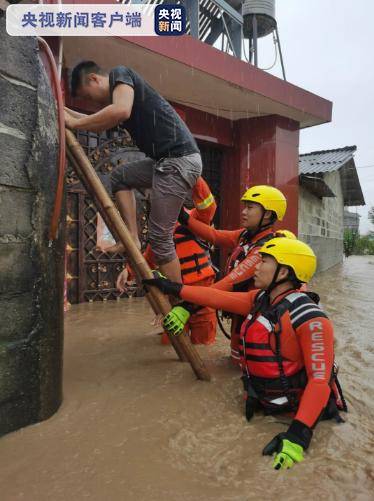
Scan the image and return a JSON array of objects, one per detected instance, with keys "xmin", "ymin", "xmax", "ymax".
[
  {"xmin": 344, "ymin": 206, "xmax": 374, "ymax": 257},
  {"xmin": 348, "ymin": 234, "xmax": 374, "ymax": 255},
  {"xmin": 343, "ymin": 229, "xmax": 359, "ymax": 257}
]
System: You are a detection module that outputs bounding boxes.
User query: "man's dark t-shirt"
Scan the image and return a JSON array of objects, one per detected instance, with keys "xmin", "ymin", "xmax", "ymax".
[{"xmin": 109, "ymin": 66, "xmax": 199, "ymax": 161}]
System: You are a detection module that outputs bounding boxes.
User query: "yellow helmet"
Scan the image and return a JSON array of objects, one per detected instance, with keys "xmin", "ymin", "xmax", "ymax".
[
  {"xmin": 259, "ymin": 237, "xmax": 317, "ymax": 283},
  {"xmin": 241, "ymin": 185, "xmax": 287, "ymax": 221},
  {"xmin": 275, "ymin": 229, "xmax": 297, "ymax": 239}
]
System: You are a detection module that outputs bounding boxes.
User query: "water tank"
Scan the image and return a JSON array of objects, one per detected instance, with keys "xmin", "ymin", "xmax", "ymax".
[{"xmin": 242, "ymin": 0, "xmax": 276, "ymax": 38}]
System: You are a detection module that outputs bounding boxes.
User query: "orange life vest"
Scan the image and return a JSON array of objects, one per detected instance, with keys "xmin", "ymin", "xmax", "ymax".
[
  {"xmin": 174, "ymin": 225, "xmax": 215, "ymax": 285},
  {"xmin": 226, "ymin": 228, "xmax": 274, "ymax": 276}
]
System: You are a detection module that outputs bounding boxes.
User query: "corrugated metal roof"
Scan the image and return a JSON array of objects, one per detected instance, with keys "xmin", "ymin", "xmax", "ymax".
[
  {"xmin": 299, "ymin": 146, "xmax": 357, "ymax": 174},
  {"xmin": 298, "ymin": 146, "xmax": 365, "ymax": 206},
  {"xmin": 300, "ymin": 174, "xmax": 336, "ymax": 198}
]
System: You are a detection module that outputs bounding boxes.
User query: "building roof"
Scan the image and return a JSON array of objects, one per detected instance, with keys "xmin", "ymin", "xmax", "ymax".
[
  {"xmin": 299, "ymin": 146, "xmax": 365, "ymax": 206},
  {"xmin": 299, "ymin": 146, "xmax": 357, "ymax": 174},
  {"xmin": 344, "ymin": 210, "xmax": 361, "ymax": 231},
  {"xmin": 344, "ymin": 209, "xmax": 361, "ymax": 219},
  {"xmin": 63, "ymin": 35, "xmax": 332, "ymax": 128},
  {"xmin": 299, "ymin": 174, "xmax": 336, "ymax": 199}
]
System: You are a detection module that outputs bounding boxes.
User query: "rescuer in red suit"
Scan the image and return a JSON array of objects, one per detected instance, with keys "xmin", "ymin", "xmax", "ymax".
[
  {"xmin": 165, "ymin": 185, "xmax": 288, "ymax": 364},
  {"xmin": 144, "ymin": 237, "xmax": 347, "ymax": 470}
]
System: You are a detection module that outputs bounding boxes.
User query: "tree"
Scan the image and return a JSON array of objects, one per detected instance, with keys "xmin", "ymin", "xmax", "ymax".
[{"xmin": 343, "ymin": 229, "xmax": 359, "ymax": 257}]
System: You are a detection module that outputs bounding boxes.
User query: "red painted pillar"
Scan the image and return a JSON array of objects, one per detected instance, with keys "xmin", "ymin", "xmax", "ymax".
[{"xmin": 222, "ymin": 115, "xmax": 300, "ymax": 235}]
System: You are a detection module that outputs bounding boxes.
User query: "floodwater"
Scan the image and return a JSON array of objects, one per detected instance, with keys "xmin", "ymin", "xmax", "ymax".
[{"xmin": 1, "ymin": 256, "xmax": 374, "ymax": 501}]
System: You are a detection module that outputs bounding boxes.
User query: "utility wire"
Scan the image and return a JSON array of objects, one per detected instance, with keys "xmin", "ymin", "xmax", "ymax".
[{"xmin": 259, "ymin": 32, "xmax": 278, "ymax": 71}]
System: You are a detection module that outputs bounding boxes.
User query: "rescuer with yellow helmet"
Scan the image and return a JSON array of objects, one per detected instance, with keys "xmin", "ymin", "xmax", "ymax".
[
  {"xmin": 274, "ymin": 229, "xmax": 297, "ymax": 239},
  {"xmin": 144, "ymin": 237, "xmax": 347, "ymax": 470},
  {"xmin": 166, "ymin": 185, "xmax": 288, "ymax": 362}
]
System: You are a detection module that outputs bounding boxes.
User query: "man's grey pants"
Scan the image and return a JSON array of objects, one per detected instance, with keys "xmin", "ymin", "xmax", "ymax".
[{"xmin": 111, "ymin": 153, "xmax": 202, "ymax": 265}]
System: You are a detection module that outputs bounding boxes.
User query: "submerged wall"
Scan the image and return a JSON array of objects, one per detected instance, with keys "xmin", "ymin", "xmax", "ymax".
[{"xmin": 0, "ymin": 15, "xmax": 64, "ymax": 436}]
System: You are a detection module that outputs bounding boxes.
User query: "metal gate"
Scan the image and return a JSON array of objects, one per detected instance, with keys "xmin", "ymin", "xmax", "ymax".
[
  {"xmin": 66, "ymin": 133, "xmax": 223, "ymax": 303},
  {"xmin": 66, "ymin": 130, "xmax": 148, "ymax": 303}
]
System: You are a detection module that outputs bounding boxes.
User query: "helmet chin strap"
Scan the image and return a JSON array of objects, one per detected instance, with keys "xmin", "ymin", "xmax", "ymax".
[
  {"xmin": 246, "ymin": 209, "xmax": 273, "ymax": 239},
  {"xmin": 265, "ymin": 264, "xmax": 292, "ymax": 294}
]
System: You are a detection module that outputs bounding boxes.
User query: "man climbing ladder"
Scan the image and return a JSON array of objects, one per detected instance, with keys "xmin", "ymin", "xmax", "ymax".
[
  {"xmin": 117, "ymin": 176, "xmax": 218, "ymax": 345},
  {"xmin": 65, "ymin": 61, "xmax": 202, "ymax": 284},
  {"xmin": 65, "ymin": 129, "xmax": 211, "ymax": 381}
]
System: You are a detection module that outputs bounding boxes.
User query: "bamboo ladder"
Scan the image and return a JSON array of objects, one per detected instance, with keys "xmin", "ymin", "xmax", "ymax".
[{"xmin": 65, "ymin": 129, "xmax": 211, "ymax": 381}]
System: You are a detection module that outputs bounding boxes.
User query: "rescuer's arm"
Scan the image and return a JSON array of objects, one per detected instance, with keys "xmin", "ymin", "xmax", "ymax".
[
  {"xmin": 180, "ymin": 285, "xmax": 254, "ymax": 316},
  {"xmin": 179, "ymin": 209, "xmax": 243, "ymax": 249},
  {"xmin": 262, "ymin": 315, "xmax": 334, "ymax": 470},
  {"xmin": 189, "ymin": 177, "xmax": 217, "ymax": 225},
  {"xmin": 142, "ymin": 276, "xmax": 255, "ymax": 315},
  {"xmin": 293, "ymin": 316, "xmax": 334, "ymax": 430},
  {"xmin": 164, "ymin": 246, "xmax": 262, "ymax": 332},
  {"xmin": 211, "ymin": 249, "xmax": 262, "ymax": 292}
]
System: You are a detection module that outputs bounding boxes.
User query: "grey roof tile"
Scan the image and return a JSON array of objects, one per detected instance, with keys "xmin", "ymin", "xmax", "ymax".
[{"xmin": 299, "ymin": 146, "xmax": 357, "ymax": 174}]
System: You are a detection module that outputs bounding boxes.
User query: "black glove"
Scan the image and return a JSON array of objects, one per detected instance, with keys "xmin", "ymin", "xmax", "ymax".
[
  {"xmin": 178, "ymin": 207, "xmax": 190, "ymax": 226},
  {"xmin": 262, "ymin": 432, "xmax": 305, "ymax": 470},
  {"xmin": 262, "ymin": 419, "xmax": 313, "ymax": 455},
  {"xmin": 143, "ymin": 275, "xmax": 183, "ymax": 297}
]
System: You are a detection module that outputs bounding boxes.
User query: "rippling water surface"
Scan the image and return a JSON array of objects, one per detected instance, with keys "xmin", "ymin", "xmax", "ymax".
[{"xmin": 1, "ymin": 256, "xmax": 373, "ymax": 500}]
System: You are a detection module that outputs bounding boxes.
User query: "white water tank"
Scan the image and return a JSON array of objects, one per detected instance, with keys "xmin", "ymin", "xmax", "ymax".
[{"xmin": 242, "ymin": 0, "xmax": 276, "ymax": 38}]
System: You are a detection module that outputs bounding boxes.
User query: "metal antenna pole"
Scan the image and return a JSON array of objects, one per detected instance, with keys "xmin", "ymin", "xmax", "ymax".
[
  {"xmin": 221, "ymin": 10, "xmax": 238, "ymax": 57},
  {"xmin": 252, "ymin": 14, "xmax": 258, "ymax": 66}
]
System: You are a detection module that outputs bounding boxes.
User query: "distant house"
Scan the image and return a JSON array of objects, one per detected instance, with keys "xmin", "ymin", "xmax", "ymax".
[
  {"xmin": 344, "ymin": 210, "xmax": 360, "ymax": 233},
  {"xmin": 298, "ymin": 146, "xmax": 365, "ymax": 271}
]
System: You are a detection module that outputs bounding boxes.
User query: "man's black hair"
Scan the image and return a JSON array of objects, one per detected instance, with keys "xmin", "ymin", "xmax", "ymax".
[{"xmin": 70, "ymin": 61, "xmax": 106, "ymax": 98}]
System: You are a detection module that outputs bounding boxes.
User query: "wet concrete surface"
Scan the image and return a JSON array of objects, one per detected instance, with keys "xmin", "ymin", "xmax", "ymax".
[
  {"xmin": 0, "ymin": 19, "xmax": 63, "ymax": 436},
  {"xmin": 0, "ymin": 256, "xmax": 373, "ymax": 500}
]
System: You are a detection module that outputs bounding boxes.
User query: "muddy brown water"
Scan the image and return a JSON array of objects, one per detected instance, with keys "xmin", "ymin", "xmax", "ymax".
[{"xmin": 1, "ymin": 256, "xmax": 373, "ymax": 500}]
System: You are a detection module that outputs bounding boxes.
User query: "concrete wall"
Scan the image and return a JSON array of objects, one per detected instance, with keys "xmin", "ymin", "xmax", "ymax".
[
  {"xmin": 0, "ymin": 17, "xmax": 64, "ymax": 436},
  {"xmin": 298, "ymin": 171, "xmax": 344, "ymax": 271}
]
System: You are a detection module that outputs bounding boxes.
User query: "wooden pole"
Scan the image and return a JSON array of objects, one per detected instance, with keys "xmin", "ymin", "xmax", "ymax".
[
  {"xmin": 66, "ymin": 129, "xmax": 211, "ymax": 381},
  {"xmin": 66, "ymin": 147, "xmax": 187, "ymax": 363}
]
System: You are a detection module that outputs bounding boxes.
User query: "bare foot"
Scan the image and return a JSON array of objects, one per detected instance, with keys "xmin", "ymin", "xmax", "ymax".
[
  {"xmin": 99, "ymin": 242, "xmax": 125, "ymax": 254},
  {"xmin": 97, "ymin": 237, "xmax": 141, "ymax": 254},
  {"xmin": 151, "ymin": 314, "xmax": 163, "ymax": 327}
]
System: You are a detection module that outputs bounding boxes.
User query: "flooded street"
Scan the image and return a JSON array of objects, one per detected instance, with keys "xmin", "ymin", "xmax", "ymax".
[{"xmin": 1, "ymin": 256, "xmax": 373, "ymax": 500}]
